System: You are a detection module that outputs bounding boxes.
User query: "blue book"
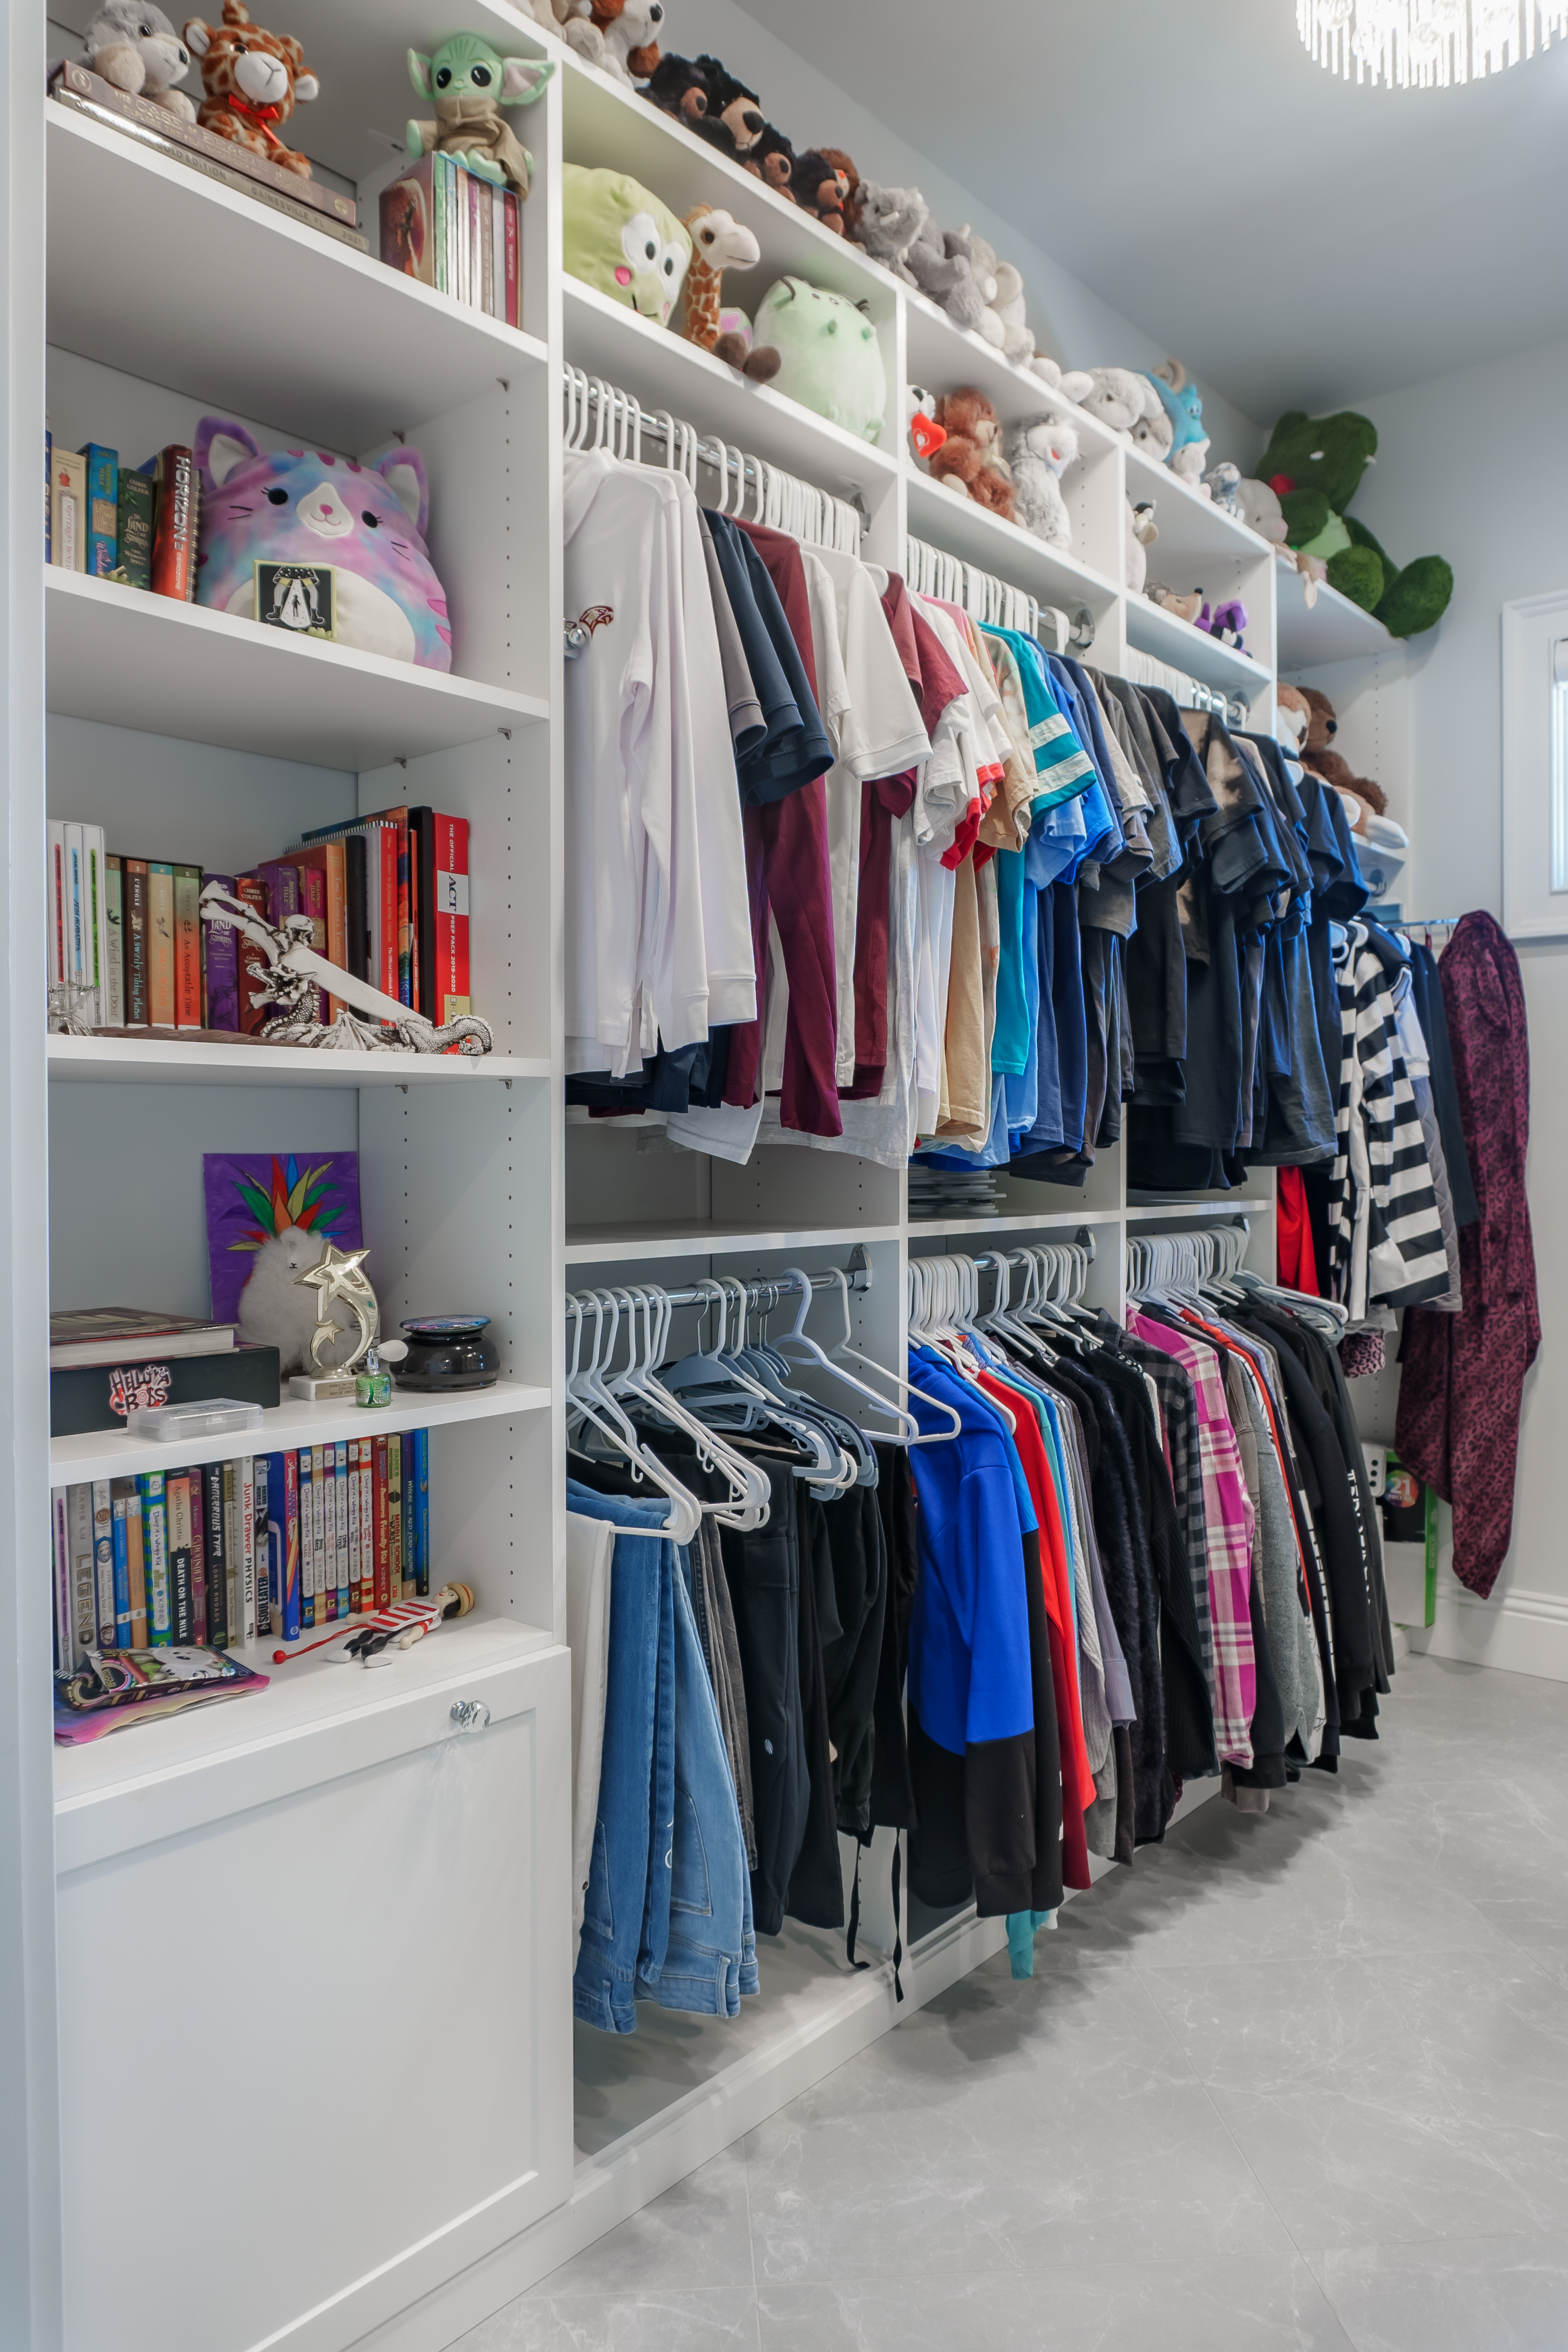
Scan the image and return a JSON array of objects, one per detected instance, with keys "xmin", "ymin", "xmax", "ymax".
[
  {"xmin": 253, "ymin": 1454, "xmax": 271, "ymax": 1639},
  {"xmin": 260, "ymin": 1450, "xmax": 299, "ymax": 1643},
  {"xmin": 77, "ymin": 442, "xmax": 118, "ymax": 577},
  {"xmin": 412, "ymin": 1429, "xmax": 430, "ymax": 1596},
  {"xmin": 110, "ymin": 1478, "xmax": 133, "ymax": 1648}
]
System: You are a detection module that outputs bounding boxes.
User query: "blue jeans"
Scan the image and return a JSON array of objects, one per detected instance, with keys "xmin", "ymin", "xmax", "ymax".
[
  {"xmin": 642, "ymin": 1552, "xmax": 758, "ymax": 2018},
  {"xmin": 569, "ymin": 1483, "xmax": 675, "ymax": 2035}
]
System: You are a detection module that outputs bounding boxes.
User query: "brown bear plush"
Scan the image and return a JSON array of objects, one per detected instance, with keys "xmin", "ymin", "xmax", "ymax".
[
  {"xmin": 1278, "ymin": 685, "xmax": 1388, "ymax": 826},
  {"xmin": 928, "ymin": 387, "xmax": 1014, "ymax": 522}
]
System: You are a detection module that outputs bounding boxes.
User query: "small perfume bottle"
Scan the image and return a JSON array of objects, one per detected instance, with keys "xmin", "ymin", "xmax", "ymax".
[{"xmin": 356, "ymin": 1337, "xmax": 407, "ymax": 1408}]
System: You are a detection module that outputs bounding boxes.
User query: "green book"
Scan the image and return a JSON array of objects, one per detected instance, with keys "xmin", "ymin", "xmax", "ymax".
[
  {"xmin": 78, "ymin": 442, "xmax": 118, "ymax": 576},
  {"xmin": 115, "ymin": 468, "xmax": 154, "ymax": 591},
  {"xmin": 137, "ymin": 1472, "xmax": 170, "ymax": 1646}
]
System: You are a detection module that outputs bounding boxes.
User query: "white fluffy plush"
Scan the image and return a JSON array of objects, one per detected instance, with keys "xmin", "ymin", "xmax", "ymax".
[
  {"xmin": 235, "ymin": 1226, "xmax": 368, "ymax": 1375},
  {"xmin": 1234, "ymin": 475, "xmax": 1290, "ymax": 545},
  {"xmin": 1125, "ymin": 498, "xmax": 1158, "ymax": 593},
  {"xmin": 1076, "ymin": 366, "xmax": 1163, "ymax": 442},
  {"xmin": 1004, "ymin": 414, "xmax": 1079, "ymax": 549}
]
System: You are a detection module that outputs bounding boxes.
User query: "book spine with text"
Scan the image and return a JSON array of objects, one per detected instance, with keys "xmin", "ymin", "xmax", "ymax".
[
  {"xmin": 52, "ymin": 1490, "xmax": 70, "ymax": 1672},
  {"xmin": 146, "ymin": 861, "xmax": 176, "ymax": 1026},
  {"xmin": 46, "ymin": 821, "xmax": 66, "ymax": 994},
  {"xmin": 312, "ymin": 1446, "xmax": 330, "ymax": 1621},
  {"xmin": 298, "ymin": 1447, "xmax": 314, "ymax": 1630},
  {"xmin": 387, "ymin": 1434, "xmax": 404, "ymax": 1601},
  {"xmin": 85, "ymin": 827, "xmax": 108, "ymax": 1026},
  {"xmin": 174, "ymin": 864, "xmax": 203, "ymax": 1028},
  {"xmin": 110, "ymin": 1480, "xmax": 134, "ymax": 1648},
  {"xmin": 347, "ymin": 1437, "xmax": 362, "ymax": 1613},
  {"xmin": 188, "ymin": 1462, "xmax": 207, "ymax": 1643},
  {"xmin": 374, "ymin": 1433, "xmax": 389, "ymax": 1610},
  {"xmin": 124, "ymin": 857, "xmax": 150, "ymax": 1026},
  {"xmin": 413, "ymin": 1429, "xmax": 430, "ymax": 1595},
  {"xmin": 50, "ymin": 447, "xmax": 86, "ymax": 572},
  {"xmin": 165, "ymin": 1472, "xmax": 193, "ymax": 1644},
  {"xmin": 253, "ymin": 1454, "xmax": 271, "ymax": 1638},
  {"xmin": 233, "ymin": 874, "xmax": 271, "ymax": 1034},
  {"xmin": 240, "ymin": 1455, "xmax": 257, "ymax": 1643},
  {"xmin": 201, "ymin": 873, "xmax": 238, "ymax": 1032},
  {"xmin": 115, "ymin": 465, "xmax": 154, "ymax": 590},
  {"xmin": 433, "ymin": 814, "xmax": 470, "ymax": 1023},
  {"xmin": 359, "ymin": 1440, "xmax": 374, "ymax": 1607},
  {"xmin": 280, "ymin": 1450, "xmax": 300, "ymax": 1641},
  {"xmin": 67, "ymin": 1484, "xmax": 95, "ymax": 1660},
  {"xmin": 333, "ymin": 1441, "xmax": 349, "ymax": 1618},
  {"xmin": 80, "ymin": 443, "xmax": 118, "ymax": 576},
  {"xmin": 297, "ymin": 863, "xmax": 328, "ymax": 1021},
  {"xmin": 103, "ymin": 855, "xmax": 125, "ymax": 1028},
  {"xmin": 203, "ymin": 1460, "xmax": 228, "ymax": 1647},
  {"xmin": 138, "ymin": 1472, "xmax": 169, "ymax": 1645},
  {"xmin": 91, "ymin": 1480, "xmax": 115, "ymax": 1650},
  {"xmin": 148, "ymin": 447, "xmax": 199, "ymax": 601},
  {"xmin": 505, "ymin": 189, "xmax": 520, "ymax": 327}
]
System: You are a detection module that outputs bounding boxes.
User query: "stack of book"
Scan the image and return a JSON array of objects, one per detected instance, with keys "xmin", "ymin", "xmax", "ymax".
[
  {"xmin": 52, "ymin": 1431, "xmax": 432, "ymax": 1664},
  {"xmin": 380, "ymin": 154, "xmax": 522, "ymax": 325},
  {"xmin": 48, "ymin": 1305, "xmax": 279, "ymax": 1437},
  {"xmin": 46, "ymin": 806, "xmax": 472, "ymax": 1036},
  {"xmin": 47, "ymin": 433, "xmax": 197, "ymax": 596},
  {"xmin": 48, "ymin": 61, "xmax": 364, "ymax": 251}
]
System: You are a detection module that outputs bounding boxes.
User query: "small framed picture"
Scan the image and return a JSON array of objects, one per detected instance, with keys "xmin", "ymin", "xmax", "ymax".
[{"xmin": 254, "ymin": 560, "xmax": 337, "ymax": 641}]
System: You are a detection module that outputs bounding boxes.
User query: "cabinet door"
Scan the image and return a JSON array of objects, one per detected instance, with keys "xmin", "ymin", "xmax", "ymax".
[{"xmin": 56, "ymin": 1645, "xmax": 572, "ymax": 2352}]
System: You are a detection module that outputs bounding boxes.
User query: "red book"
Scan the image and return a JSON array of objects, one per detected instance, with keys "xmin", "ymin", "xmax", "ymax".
[
  {"xmin": 431, "ymin": 813, "xmax": 469, "ymax": 1025},
  {"xmin": 504, "ymin": 190, "xmax": 519, "ymax": 328},
  {"xmin": 233, "ymin": 873, "xmax": 270, "ymax": 1033},
  {"xmin": 147, "ymin": 447, "xmax": 199, "ymax": 601},
  {"xmin": 374, "ymin": 1434, "xmax": 389, "ymax": 1609},
  {"xmin": 376, "ymin": 825, "xmax": 398, "ymax": 1001},
  {"xmin": 188, "ymin": 1463, "xmax": 207, "ymax": 1644}
]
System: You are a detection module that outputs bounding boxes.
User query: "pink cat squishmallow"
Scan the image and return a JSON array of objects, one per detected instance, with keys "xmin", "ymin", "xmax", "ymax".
[{"xmin": 191, "ymin": 418, "xmax": 452, "ymax": 670}]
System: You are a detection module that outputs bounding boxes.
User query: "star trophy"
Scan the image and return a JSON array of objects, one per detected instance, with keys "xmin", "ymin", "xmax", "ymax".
[{"xmin": 288, "ymin": 1242, "xmax": 408, "ymax": 1407}]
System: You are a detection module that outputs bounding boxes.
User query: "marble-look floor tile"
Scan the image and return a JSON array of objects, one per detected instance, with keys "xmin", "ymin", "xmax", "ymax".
[
  {"xmin": 521, "ymin": 2149, "xmax": 753, "ymax": 2299},
  {"xmin": 757, "ymin": 2253, "xmax": 1354, "ymax": 2352},
  {"xmin": 1311, "ymin": 2230, "xmax": 1568, "ymax": 2352},
  {"xmin": 450, "ymin": 2287, "xmax": 759, "ymax": 2352}
]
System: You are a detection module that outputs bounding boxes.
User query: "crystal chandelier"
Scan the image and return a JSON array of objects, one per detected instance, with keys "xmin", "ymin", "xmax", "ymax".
[{"xmin": 1297, "ymin": 0, "xmax": 1567, "ymax": 85}]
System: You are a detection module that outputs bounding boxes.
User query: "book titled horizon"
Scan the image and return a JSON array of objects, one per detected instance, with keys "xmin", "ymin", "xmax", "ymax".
[{"xmin": 50, "ymin": 1307, "xmax": 235, "ymax": 1369}]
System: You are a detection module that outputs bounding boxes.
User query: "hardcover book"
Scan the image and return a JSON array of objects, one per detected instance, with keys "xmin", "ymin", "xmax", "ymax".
[
  {"xmin": 147, "ymin": 447, "xmax": 199, "ymax": 602},
  {"xmin": 115, "ymin": 468, "xmax": 154, "ymax": 590},
  {"xmin": 79, "ymin": 442, "xmax": 118, "ymax": 576},
  {"xmin": 49, "ymin": 65, "xmax": 361, "ymax": 227}
]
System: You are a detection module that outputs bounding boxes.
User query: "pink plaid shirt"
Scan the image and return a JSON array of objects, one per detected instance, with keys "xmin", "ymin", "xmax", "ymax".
[{"xmin": 1130, "ymin": 1310, "xmax": 1257, "ymax": 1767}]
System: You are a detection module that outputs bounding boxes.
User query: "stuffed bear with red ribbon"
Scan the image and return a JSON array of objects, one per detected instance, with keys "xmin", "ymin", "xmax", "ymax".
[{"xmin": 183, "ymin": 0, "xmax": 317, "ymax": 181}]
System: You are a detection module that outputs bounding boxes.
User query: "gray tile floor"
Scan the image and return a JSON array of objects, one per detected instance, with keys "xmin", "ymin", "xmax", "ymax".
[{"xmin": 455, "ymin": 1654, "xmax": 1568, "ymax": 2351}]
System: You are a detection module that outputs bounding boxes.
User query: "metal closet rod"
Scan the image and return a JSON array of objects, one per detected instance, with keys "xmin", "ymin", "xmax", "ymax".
[
  {"xmin": 565, "ymin": 1255, "xmax": 872, "ymax": 1320},
  {"xmin": 564, "ymin": 368, "xmax": 871, "ymax": 530}
]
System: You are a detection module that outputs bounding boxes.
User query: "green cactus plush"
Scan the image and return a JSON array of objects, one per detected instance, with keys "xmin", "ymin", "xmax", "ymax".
[
  {"xmin": 752, "ymin": 278, "xmax": 887, "ymax": 444},
  {"xmin": 562, "ymin": 163, "xmax": 691, "ymax": 327},
  {"xmin": 1259, "ymin": 407, "xmax": 1452, "ymax": 639}
]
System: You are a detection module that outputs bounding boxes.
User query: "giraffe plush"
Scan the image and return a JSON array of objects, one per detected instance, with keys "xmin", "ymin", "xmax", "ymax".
[
  {"xmin": 680, "ymin": 205, "xmax": 779, "ymax": 382},
  {"xmin": 183, "ymin": 0, "xmax": 317, "ymax": 180}
]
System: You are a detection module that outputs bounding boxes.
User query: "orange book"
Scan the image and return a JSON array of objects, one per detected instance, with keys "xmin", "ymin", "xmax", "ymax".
[{"xmin": 289, "ymin": 841, "xmax": 347, "ymax": 1022}]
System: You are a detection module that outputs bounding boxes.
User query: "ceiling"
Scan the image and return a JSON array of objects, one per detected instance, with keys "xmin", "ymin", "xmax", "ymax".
[{"xmin": 729, "ymin": 0, "xmax": 1568, "ymax": 425}]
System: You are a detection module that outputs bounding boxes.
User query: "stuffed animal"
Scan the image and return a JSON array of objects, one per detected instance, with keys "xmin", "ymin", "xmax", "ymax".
[
  {"xmin": 562, "ymin": 163, "xmax": 691, "ymax": 324},
  {"xmin": 681, "ymin": 206, "xmax": 779, "ymax": 380},
  {"xmin": 821, "ymin": 148, "xmax": 863, "ymax": 236},
  {"xmin": 191, "ymin": 418, "xmax": 451, "ymax": 671},
  {"xmin": 564, "ymin": 0, "xmax": 664, "ymax": 85},
  {"xmin": 1144, "ymin": 359, "xmax": 1208, "ymax": 483},
  {"xmin": 906, "ymin": 385, "xmax": 946, "ymax": 462},
  {"xmin": 905, "ymin": 214, "xmax": 986, "ymax": 333},
  {"xmin": 1125, "ymin": 499, "xmax": 1157, "ymax": 593},
  {"xmin": 642, "ymin": 51, "xmax": 711, "ymax": 128},
  {"xmin": 1147, "ymin": 583, "xmax": 1204, "ymax": 624},
  {"xmin": 1004, "ymin": 414, "xmax": 1078, "ymax": 549},
  {"xmin": 1204, "ymin": 599, "xmax": 1248, "ymax": 652},
  {"xmin": 687, "ymin": 56, "xmax": 765, "ymax": 159},
  {"xmin": 1233, "ymin": 474, "xmax": 1290, "ymax": 545},
  {"xmin": 849, "ymin": 181, "xmax": 923, "ymax": 283},
  {"xmin": 793, "ymin": 149, "xmax": 854, "ymax": 234},
  {"xmin": 82, "ymin": 1, "xmax": 196, "ymax": 119},
  {"xmin": 182, "ymin": 1, "xmax": 316, "ymax": 179},
  {"xmin": 991, "ymin": 260, "xmax": 1036, "ymax": 364},
  {"xmin": 1283, "ymin": 684, "xmax": 1389, "ymax": 816},
  {"xmin": 928, "ymin": 388, "xmax": 1013, "ymax": 520},
  {"xmin": 1076, "ymin": 366, "xmax": 1163, "ymax": 442},
  {"xmin": 1030, "ymin": 353, "xmax": 1095, "ymax": 402},
  {"xmin": 1129, "ymin": 395, "xmax": 1173, "ymax": 470},
  {"xmin": 958, "ymin": 228, "xmax": 1005, "ymax": 348},
  {"xmin": 1259, "ymin": 407, "xmax": 1453, "ymax": 636},
  {"xmin": 1203, "ymin": 461, "xmax": 1241, "ymax": 515},
  {"xmin": 752, "ymin": 278, "xmax": 887, "ymax": 441},
  {"xmin": 405, "ymin": 35, "xmax": 553, "ymax": 196}
]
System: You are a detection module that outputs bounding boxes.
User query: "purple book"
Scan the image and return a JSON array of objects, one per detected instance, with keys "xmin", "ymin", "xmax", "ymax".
[
  {"xmin": 202, "ymin": 872, "xmax": 239, "ymax": 1033},
  {"xmin": 256, "ymin": 862, "xmax": 301, "ymax": 926}
]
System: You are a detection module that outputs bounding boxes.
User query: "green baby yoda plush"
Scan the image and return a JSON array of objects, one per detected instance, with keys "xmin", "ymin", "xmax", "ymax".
[
  {"xmin": 562, "ymin": 163, "xmax": 691, "ymax": 327},
  {"xmin": 1259, "ymin": 408, "xmax": 1453, "ymax": 639},
  {"xmin": 752, "ymin": 278, "xmax": 887, "ymax": 444},
  {"xmin": 406, "ymin": 34, "xmax": 553, "ymax": 197}
]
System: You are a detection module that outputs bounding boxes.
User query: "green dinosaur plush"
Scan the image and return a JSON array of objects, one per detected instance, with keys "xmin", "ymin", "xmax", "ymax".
[
  {"xmin": 1258, "ymin": 408, "xmax": 1452, "ymax": 638},
  {"xmin": 752, "ymin": 277, "xmax": 886, "ymax": 443},
  {"xmin": 561, "ymin": 164, "xmax": 691, "ymax": 326}
]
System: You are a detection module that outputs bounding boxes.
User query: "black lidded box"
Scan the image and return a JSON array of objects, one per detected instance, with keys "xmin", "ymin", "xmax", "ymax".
[{"xmin": 50, "ymin": 1343, "xmax": 282, "ymax": 1436}]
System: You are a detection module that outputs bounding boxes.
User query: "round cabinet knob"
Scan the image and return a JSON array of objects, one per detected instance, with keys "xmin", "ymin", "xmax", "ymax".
[{"xmin": 450, "ymin": 1699, "xmax": 491, "ymax": 1734}]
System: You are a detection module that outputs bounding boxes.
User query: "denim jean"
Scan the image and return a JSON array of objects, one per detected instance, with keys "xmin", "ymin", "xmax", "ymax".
[
  {"xmin": 642, "ymin": 1549, "xmax": 758, "ymax": 2018},
  {"xmin": 569, "ymin": 1483, "xmax": 674, "ymax": 2035}
]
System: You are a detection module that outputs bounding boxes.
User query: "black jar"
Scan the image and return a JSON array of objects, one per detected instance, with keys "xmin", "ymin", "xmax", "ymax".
[{"xmin": 394, "ymin": 1316, "xmax": 500, "ymax": 1392}]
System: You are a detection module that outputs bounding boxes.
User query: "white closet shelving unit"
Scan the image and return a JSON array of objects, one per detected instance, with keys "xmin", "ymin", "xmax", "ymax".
[{"xmin": 2, "ymin": 9, "xmax": 1360, "ymax": 2347}]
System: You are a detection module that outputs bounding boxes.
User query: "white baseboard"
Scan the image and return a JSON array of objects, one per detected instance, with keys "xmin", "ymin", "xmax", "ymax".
[{"xmin": 1403, "ymin": 1583, "xmax": 1568, "ymax": 1683}]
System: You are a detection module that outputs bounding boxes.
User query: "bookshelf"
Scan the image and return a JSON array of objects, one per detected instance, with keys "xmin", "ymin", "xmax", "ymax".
[{"xmin": 6, "ymin": 11, "xmax": 1289, "ymax": 2351}]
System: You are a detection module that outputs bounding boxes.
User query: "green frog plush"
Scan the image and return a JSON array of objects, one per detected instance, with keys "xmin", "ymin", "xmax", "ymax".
[
  {"xmin": 562, "ymin": 162, "xmax": 691, "ymax": 326},
  {"xmin": 1260, "ymin": 407, "xmax": 1452, "ymax": 639},
  {"xmin": 752, "ymin": 277, "xmax": 887, "ymax": 443}
]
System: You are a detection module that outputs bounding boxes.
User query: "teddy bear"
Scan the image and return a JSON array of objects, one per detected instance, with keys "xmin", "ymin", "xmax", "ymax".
[
  {"xmin": 685, "ymin": 56, "xmax": 765, "ymax": 159},
  {"xmin": 1280, "ymin": 685, "xmax": 1389, "ymax": 819},
  {"xmin": 792, "ymin": 149, "xmax": 856, "ymax": 234},
  {"xmin": 1129, "ymin": 394, "xmax": 1173, "ymax": 470},
  {"xmin": 81, "ymin": 1, "xmax": 196, "ymax": 119},
  {"xmin": 1004, "ymin": 414, "xmax": 1078, "ymax": 549},
  {"xmin": 752, "ymin": 278, "xmax": 887, "ymax": 442},
  {"xmin": 405, "ymin": 35, "xmax": 553, "ymax": 197},
  {"xmin": 957, "ymin": 228, "xmax": 1005, "ymax": 347},
  {"xmin": 562, "ymin": 0, "xmax": 663, "ymax": 86},
  {"xmin": 820, "ymin": 149, "xmax": 863, "ymax": 236},
  {"xmin": 642, "ymin": 50, "xmax": 713, "ymax": 128},
  {"xmin": 1259, "ymin": 407, "xmax": 1453, "ymax": 637},
  {"xmin": 850, "ymin": 182, "xmax": 924, "ymax": 282},
  {"xmin": 1076, "ymin": 366, "xmax": 1163, "ymax": 442},
  {"xmin": 990, "ymin": 259, "xmax": 1036, "ymax": 364},
  {"xmin": 904, "ymin": 212, "xmax": 987, "ymax": 332},
  {"xmin": 182, "ymin": 0, "xmax": 316, "ymax": 178},
  {"xmin": 1125, "ymin": 498, "xmax": 1157, "ymax": 593},
  {"xmin": 928, "ymin": 387, "xmax": 1013, "ymax": 520},
  {"xmin": 745, "ymin": 122, "xmax": 796, "ymax": 200}
]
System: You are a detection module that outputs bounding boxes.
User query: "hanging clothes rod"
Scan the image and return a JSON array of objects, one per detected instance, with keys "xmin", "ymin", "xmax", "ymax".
[
  {"xmin": 565, "ymin": 1256, "xmax": 872, "ymax": 1323},
  {"xmin": 902, "ymin": 532, "xmax": 1095, "ymax": 655},
  {"xmin": 562, "ymin": 364, "xmax": 867, "ymax": 552},
  {"xmin": 1386, "ymin": 914, "xmax": 1460, "ymax": 933}
]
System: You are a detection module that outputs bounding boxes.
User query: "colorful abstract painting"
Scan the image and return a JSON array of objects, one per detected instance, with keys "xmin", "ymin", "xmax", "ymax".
[{"xmin": 203, "ymin": 1153, "xmax": 362, "ymax": 1326}]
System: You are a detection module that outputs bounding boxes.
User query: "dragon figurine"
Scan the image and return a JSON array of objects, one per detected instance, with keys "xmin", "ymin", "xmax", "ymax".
[{"xmin": 199, "ymin": 882, "xmax": 493, "ymax": 1055}]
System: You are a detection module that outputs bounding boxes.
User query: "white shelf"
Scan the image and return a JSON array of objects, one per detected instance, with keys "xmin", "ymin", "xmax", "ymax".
[
  {"xmin": 902, "ymin": 465, "xmax": 1120, "ymax": 613},
  {"xmin": 1124, "ymin": 590, "xmax": 1273, "ymax": 702},
  {"xmin": 46, "ymin": 1035, "xmax": 550, "ymax": 1088},
  {"xmin": 45, "ymin": 567, "xmax": 547, "ymax": 770},
  {"xmin": 50, "ymin": 1377, "xmax": 550, "ymax": 1486},
  {"xmin": 565, "ymin": 1218, "xmax": 901, "ymax": 1264},
  {"xmin": 558, "ymin": 52, "xmax": 891, "ymax": 314},
  {"xmin": 564, "ymin": 277, "xmax": 897, "ymax": 494},
  {"xmin": 52, "ymin": 1607, "xmax": 555, "ymax": 1810},
  {"xmin": 46, "ymin": 105, "xmax": 549, "ymax": 452},
  {"xmin": 908, "ymin": 1206, "xmax": 1121, "ymax": 1237},
  {"xmin": 1125, "ymin": 444, "xmax": 1277, "ymax": 570},
  {"xmin": 900, "ymin": 291, "xmax": 1119, "ymax": 449},
  {"xmin": 1124, "ymin": 1196, "xmax": 1273, "ymax": 1219},
  {"xmin": 1277, "ymin": 559, "xmax": 1394, "ymax": 669}
]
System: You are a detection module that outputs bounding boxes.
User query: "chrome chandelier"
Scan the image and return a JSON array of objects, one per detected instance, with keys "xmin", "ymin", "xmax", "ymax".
[{"xmin": 1297, "ymin": 0, "xmax": 1567, "ymax": 84}]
